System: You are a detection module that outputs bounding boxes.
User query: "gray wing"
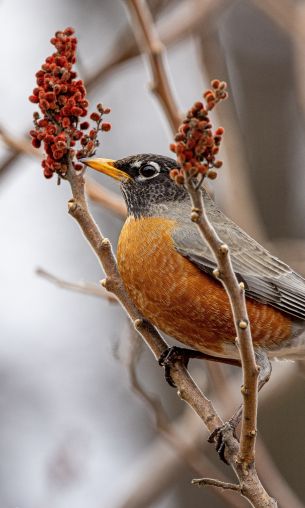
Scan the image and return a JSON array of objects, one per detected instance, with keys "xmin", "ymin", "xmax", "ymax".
[{"xmin": 173, "ymin": 209, "xmax": 305, "ymax": 321}]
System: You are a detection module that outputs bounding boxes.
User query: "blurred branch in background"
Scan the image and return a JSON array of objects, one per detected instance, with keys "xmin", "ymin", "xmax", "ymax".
[
  {"xmin": 293, "ymin": 2, "xmax": 305, "ymax": 125},
  {"xmin": 0, "ymin": 124, "xmax": 127, "ymax": 218},
  {"xmin": 36, "ymin": 267, "xmax": 118, "ymax": 303},
  {"xmin": 72, "ymin": 0, "xmax": 227, "ymax": 92},
  {"xmin": 250, "ymin": 0, "xmax": 303, "ymax": 45},
  {"xmin": 124, "ymin": 0, "xmax": 182, "ymax": 132},
  {"xmin": 0, "ymin": 125, "xmax": 38, "ymax": 158},
  {"xmin": 85, "ymin": 176, "xmax": 127, "ymax": 218}
]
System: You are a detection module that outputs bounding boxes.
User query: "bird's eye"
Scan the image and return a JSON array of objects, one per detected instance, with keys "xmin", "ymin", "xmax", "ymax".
[{"xmin": 139, "ymin": 164, "xmax": 159, "ymax": 179}]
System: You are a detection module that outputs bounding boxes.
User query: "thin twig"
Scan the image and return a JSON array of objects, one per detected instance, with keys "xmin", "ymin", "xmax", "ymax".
[
  {"xmin": 125, "ymin": 325, "xmax": 169, "ymax": 430},
  {"xmin": 186, "ymin": 180, "xmax": 258, "ymax": 465},
  {"xmin": 36, "ymin": 267, "xmax": 117, "ymax": 303},
  {"xmin": 192, "ymin": 477, "xmax": 241, "ymax": 492}
]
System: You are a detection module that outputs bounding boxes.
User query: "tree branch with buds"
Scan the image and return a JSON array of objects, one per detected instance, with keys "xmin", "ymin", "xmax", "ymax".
[{"xmin": 170, "ymin": 82, "xmax": 260, "ymax": 466}]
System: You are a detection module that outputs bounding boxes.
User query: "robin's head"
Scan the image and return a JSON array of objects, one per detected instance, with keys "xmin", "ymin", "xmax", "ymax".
[{"xmin": 83, "ymin": 153, "xmax": 188, "ymax": 218}]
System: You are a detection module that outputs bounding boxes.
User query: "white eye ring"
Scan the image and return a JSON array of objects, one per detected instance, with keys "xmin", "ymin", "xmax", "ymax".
[{"xmin": 138, "ymin": 161, "xmax": 160, "ymax": 180}]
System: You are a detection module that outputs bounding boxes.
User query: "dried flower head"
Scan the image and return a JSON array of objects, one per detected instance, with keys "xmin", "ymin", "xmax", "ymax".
[
  {"xmin": 29, "ymin": 27, "xmax": 111, "ymax": 179},
  {"xmin": 170, "ymin": 80, "xmax": 228, "ymax": 185}
]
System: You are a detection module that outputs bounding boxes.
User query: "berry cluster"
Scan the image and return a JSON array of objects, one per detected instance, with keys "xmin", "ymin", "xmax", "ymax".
[
  {"xmin": 29, "ymin": 27, "xmax": 111, "ymax": 179},
  {"xmin": 170, "ymin": 80, "xmax": 228, "ymax": 184}
]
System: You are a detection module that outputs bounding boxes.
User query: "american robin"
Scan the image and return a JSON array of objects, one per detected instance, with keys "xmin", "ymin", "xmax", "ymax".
[{"xmin": 83, "ymin": 153, "xmax": 305, "ymax": 382}]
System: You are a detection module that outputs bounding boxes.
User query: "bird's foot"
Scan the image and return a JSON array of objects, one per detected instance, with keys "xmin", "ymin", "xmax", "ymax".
[
  {"xmin": 158, "ymin": 346, "xmax": 203, "ymax": 387},
  {"xmin": 158, "ymin": 347, "xmax": 241, "ymax": 387},
  {"xmin": 208, "ymin": 420, "xmax": 237, "ymax": 465}
]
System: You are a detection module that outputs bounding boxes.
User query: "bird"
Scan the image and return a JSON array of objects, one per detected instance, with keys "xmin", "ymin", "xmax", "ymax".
[{"xmin": 83, "ymin": 153, "xmax": 305, "ymax": 383}]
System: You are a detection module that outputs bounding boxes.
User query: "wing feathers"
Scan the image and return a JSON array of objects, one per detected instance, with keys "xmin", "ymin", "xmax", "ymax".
[{"xmin": 173, "ymin": 208, "xmax": 305, "ymax": 321}]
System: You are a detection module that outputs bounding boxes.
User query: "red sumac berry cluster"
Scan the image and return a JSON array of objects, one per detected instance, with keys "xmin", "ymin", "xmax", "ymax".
[
  {"xmin": 170, "ymin": 80, "xmax": 228, "ymax": 185},
  {"xmin": 29, "ymin": 27, "xmax": 111, "ymax": 179}
]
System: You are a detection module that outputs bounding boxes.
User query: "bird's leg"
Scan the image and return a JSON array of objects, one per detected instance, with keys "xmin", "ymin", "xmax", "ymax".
[
  {"xmin": 208, "ymin": 350, "xmax": 272, "ymax": 464},
  {"xmin": 158, "ymin": 346, "xmax": 241, "ymax": 388}
]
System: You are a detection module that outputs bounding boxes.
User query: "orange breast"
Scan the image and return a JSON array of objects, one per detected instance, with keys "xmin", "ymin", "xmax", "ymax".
[{"xmin": 117, "ymin": 216, "xmax": 292, "ymax": 357}]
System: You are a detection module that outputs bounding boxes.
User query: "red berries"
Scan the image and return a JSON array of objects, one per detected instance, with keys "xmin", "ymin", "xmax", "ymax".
[
  {"xmin": 170, "ymin": 79, "xmax": 228, "ymax": 183},
  {"xmin": 29, "ymin": 27, "xmax": 112, "ymax": 179},
  {"xmin": 90, "ymin": 112, "xmax": 100, "ymax": 122},
  {"xmin": 80, "ymin": 121, "xmax": 89, "ymax": 130},
  {"xmin": 101, "ymin": 122, "xmax": 111, "ymax": 132}
]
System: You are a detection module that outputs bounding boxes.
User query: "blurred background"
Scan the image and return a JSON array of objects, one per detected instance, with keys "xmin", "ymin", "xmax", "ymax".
[{"xmin": 1, "ymin": 0, "xmax": 305, "ymax": 507}]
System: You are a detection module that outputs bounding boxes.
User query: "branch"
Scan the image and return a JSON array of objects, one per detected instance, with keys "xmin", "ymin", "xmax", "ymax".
[
  {"xmin": 192, "ymin": 477, "xmax": 241, "ymax": 492},
  {"xmin": 186, "ymin": 183, "xmax": 259, "ymax": 465},
  {"xmin": 36, "ymin": 267, "xmax": 117, "ymax": 303}
]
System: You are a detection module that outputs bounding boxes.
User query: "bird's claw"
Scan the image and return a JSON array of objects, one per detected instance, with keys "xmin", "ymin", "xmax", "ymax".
[
  {"xmin": 158, "ymin": 346, "xmax": 191, "ymax": 387},
  {"xmin": 208, "ymin": 421, "xmax": 235, "ymax": 465}
]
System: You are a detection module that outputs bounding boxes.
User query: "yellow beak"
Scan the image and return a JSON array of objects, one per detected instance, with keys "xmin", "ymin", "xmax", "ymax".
[{"xmin": 81, "ymin": 158, "xmax": 130, "ymax": 181}]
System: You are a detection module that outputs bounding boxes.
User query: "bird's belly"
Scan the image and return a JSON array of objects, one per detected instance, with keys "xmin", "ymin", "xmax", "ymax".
[{"xmin": 117, "ymin": 217, "xmax": 293, "ymax": 358}]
